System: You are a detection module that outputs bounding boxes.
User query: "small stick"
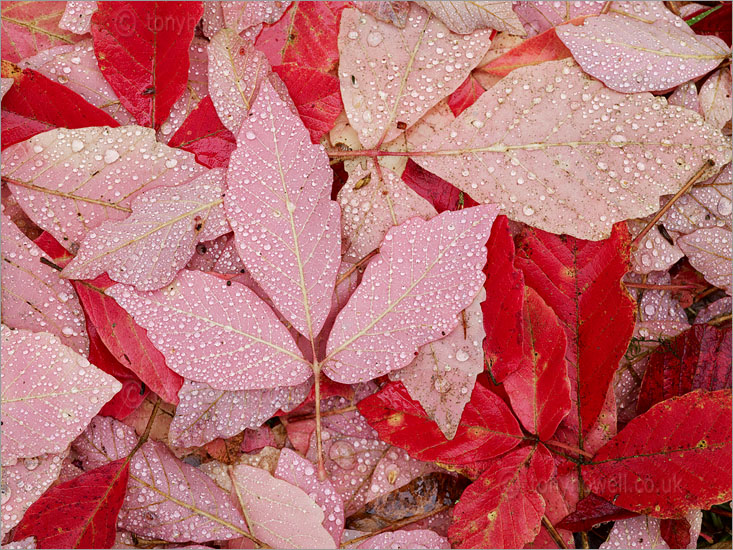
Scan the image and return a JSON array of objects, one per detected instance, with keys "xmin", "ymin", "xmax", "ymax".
[
  {"xmin": 544, "ymin": 439, "xmax": 594, "ymax": 459},
  {"xmin": 128, "ymin": 397, "xmax": 161, "ymax": 458},
  {"xmin": 340, "ymin": 505, "xmax": 450, "ymax": 548},
  {"xmin": 313, "ymin": 365, "xmax": 328, "ymax": 481},
  {"xmin": 336, "ymin": 248, "xmax": 379, "ymax": 285},
  {"xmin": 542, "ymin": 516, "xmax": 569, "ymax": 549},
  {"xmin": 624, "ymin": 282, "xmax": 696, "ymax": 291}
]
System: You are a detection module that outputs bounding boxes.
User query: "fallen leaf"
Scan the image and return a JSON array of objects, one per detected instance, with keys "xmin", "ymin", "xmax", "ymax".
[
  {"xmin": 416, "ymin": 1, "xmax": 525, "ymax": 35},
  {"xmin": 699, "ymin": 68, "xmax": 732, "ymax": 130},
  {"xmin": 677, "ymin": 227, "xmax": 732, "ymax": 294},
  {"xmin": 1, "ymin": 2, "xmax": 83, "ymax": 62},
  {"xmin": 59, "ymin": 1, "xmax": 96, "ymax": 34},
  {"xmin": 513, "ymin": 1, "xmax": 604, "ymax": 36},
  {"xmin": 557, "ymin": 493, "xmax": 638, "ymax": 531},
  {"xmin": 221, "ymin": 1, "xmax": 290, "ymax": 34},
  {"xmin": 352, "ymin": 2, "xmax": 410, "ymax": 29},
  {"xmin": 356, "ymin": 529, "xmax": 450, "ymax": 549}
]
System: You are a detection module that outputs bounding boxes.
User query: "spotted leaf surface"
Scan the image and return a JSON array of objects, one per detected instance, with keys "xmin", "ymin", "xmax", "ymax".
[
  {"xmin": 700, "ymin": 68, "xmax": 733, "ymax": 131},
  {"xmin": 338, "ymin": 5, "xmax": 493, "ymax": 148},
  {"xmin": 353, "ymin": 2, "xmax": 410, "ymax": 29},
  {"xmin": 356, "ymin": 529, "xmax": 450, "ymax": 549},
  {"xmin": 229, "ymin": 464, "xmax": 336, "ymax": 549},
  {"xmin": 1, "ymin": 214, "xmax": 88, "ymax": 355},
  {"xmin": 1, "ymin": 327, "xmax": 120, "ymax": 466},
  {"xmin": 169, "ymin": 378, "xmax": 311, "ymax": 447},
  {"xmin": 324, "ymin": 206, "xmax": 497, "ymax": 383},
  {"xmin": 416, "ymin": 1, "xmax": 525, "ymax": 35},
  {"xmin": 600, "ymin": 511, "xmax": 702, "ymax": 550},
  {"xmin": 62, "ymin": 170, "xmax": 229, "ymax": 290},
  {"xmin": 414, "ymin": 59, "xmax": 730, "ymax": 240},
  {"xmin": 221, "ymin": 1, "xmax": 290, "ymax": 34},
  {"xmin": 513, "ymin": 1, "xmax": 604, "ymax": 36},
  {"xmin": 226, "ymin": 79, "xmax": 340, "ymax": 340},
  {"xmin": 2, "ymin": 126, "xmax": 205, "ymax": 250},
  {"xmin": 59, "ymin": 1, "xmax": 96, "ymax": 34},
  {"xmin": 677, "ymin": 227, "xmax": 732, "ymax": 294},
  {"xmin": 389, "ymin": 290, "xmax": 485, "ymax": 440},
  {"xmin": 207, "ymin": 28, "xmax": 270, "ymax": 135},
  {"xmin": 338, "ymin": 164, "xmax": 437, "ymax": 262},
  {"xmin": 556, "ymin": 3, "xmax": 729, "ymax": 93},
  {"xmin": 107, "ymin": 270, "xmax": 311, "ymax": 391}
]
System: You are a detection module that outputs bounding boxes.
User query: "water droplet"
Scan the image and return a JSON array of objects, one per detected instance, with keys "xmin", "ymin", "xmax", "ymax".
[
  {"xmin": 245, "ymin": 131, "xmax": 256, "ymax": 140},
  {"xmin": 367, "ymin": 31, "xmax": 383, "ymax": 47},
  {"xmin": 347, "ymin": 30, "xmax": 359, "ymax": 40},
  {"xmin": 523, "ymin": 205, "xmax": 535, "ymax": 216},
  {"xmin": 23, "ymin": 457, "xmax": 39, "ymax": 470},
  {"xmin": 434, "ymin": 377, "xmax": 451, "ymax": 393},
  {"xmin": 329, "ymin": 441, "xmax": 356, "ymax": 470},
  {"xmin": 1, "ymin": 483, "xmax": 10, "ymax": 505},
  {"xmin": 71, "ymin": 139, "xmax": 84, "ymax": 153},
  {"xmin": 455, "ymin": 348, "xmax": 469, "ymax": 362},
  {"xmin": 104, "ymin": 149, "xmax": 119, "ymax": 164},
  {"xmin": 165, "ymin": 158, "xmax": 177, "ymax": 169},
  {"xmin": 717, "ymin": 197, "xmax": 732, "ymax": 217}
]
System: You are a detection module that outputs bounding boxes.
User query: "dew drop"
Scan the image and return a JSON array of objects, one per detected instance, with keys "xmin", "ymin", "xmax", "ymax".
[
  {"xmin": 367, "ymin": 31, "xmax": 383, "ymax": 47},
  {"xmin": 103, "ymin": 149, "xmax": 119, "ymax": 164},
  {"xmin": 71, "ymin": 139, "xmax": 84, "ymax": 153}
]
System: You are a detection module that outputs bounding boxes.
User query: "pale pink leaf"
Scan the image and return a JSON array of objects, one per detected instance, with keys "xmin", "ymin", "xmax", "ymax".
[
  {"xmin": 187, "ymin": 233, "xmax": 234, "ymax": 272},
  {"xmin": 473, "ymin": 32, "xmax": 527, "ymax": 90},
  {"xmin": 106, "ymin": 270, "xmax": 312, "ymax": 390},
  {"xmin": 1, "ymin": 214, "xmax": 88, "ymax": 354},
  {"xmin": 62, "ymin": 170, "xmax": 229, "ymax": 290},
  {"xmin": 170, "ymin": 378, "xmax": 311, "ymax": 447},
  {"xmin": 338, "ymin": 164, "xmax": 437, "ymax": 262},
  {"xmin": 1, "ymin": 451, "xmax": 67, "ymax": 537},
  {"xmin": 513, "ymin": 1, "xmax": 604, "ymax": 36},
  {"xmin": 699, "ymin": 68, "xmax": 732, "ymax": 130},
  {"xmin": 356, "ymin": 529, "xmax": 450, "ymax": 549},
  {"xmin": 389, "ymin": 290, "xmax": 485, "ymax": 439},
  {"xmin": 21, "ymin": 40, "xmax": 135, "ymax": 125},
  {"xmin": 73, "ymin": 417, "xmax": 248, "ymax": 542},
  {"xmin": 629, "ymin": 219, "xmax": 684, "ymax": 275},
  {"xmin": 695, "ymin": 297, "xmax": 732, "ymax": 324},
  {"xmin": 413, "ymin": 59, "xmax": 730, "ymax": 240},
  {"xmin": 556, "ymin": 5, "xmax": 729, "ymax": 93},
  {"xmin": 222, "ymin": 1, "xmax": 291, "ymax": 34},
  {"xmin": 226, "ymin": 79, "xmax": 340, "ymax": 340},
  {"xmin": 353, "ymin": 2, "xmax": 410, "ymax": 28},
  {"xmin": 324, "ymin": 206, "xmax": 497, "ymax": 383},
  {"xmin": 668, "ymin": 82, "xmax": 702, "ymax": 114},
  {"xmin": 677, "ymin": 227, "xmax": 732, "ymax": 294},
  {"xmin": 2, "ymin": 126, "xmax": 206, "ymax": 250},
  {"xmin": 59, "ymin": 1, "xmax": 96, "ymax": 34},
  {"xmin": 202, "ymin": 2, "xmax": 225, "ymax": 39},
  {"xmin": 338, "ymin": 5, "xmax": 493, "ymax": 149},
  {"xmin": 207, "ymin": 29, "xmax": 270, "ymax": 135},
  {"xmin": 416, "ymin": 1, "xmax": 525, "ymax": 35},
  {"xmin": 2, "ymin": 537, "xmax": 36, "ymax": 549},
  {"xmin": 1, "ymin": 327, "xmax": 120, "ymax": 465},
  {"xmin": 274, "ymin": 448, "xmax": 344, "ymax": 546},
  {"xmin": 214, "ymin": 238, "xmax": 247, "ymax": 274},
  {"xmin": 1, "ymin": 77, "xmax": 13, "ymax": 98},
  {"xmin": 600, "ymin": 510, "xmax": 702, "ymax": 550},
  {"xmin": 229, "ymin": 464, "xmax": 336, "ymax": 549}
]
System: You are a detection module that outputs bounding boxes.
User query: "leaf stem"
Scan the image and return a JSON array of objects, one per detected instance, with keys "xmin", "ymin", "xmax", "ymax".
[
  {"xmin": 128, "ymin": 397, "xmax": 161, "ymax": 458},
  {"xmin": 542, "ymin": 515, "xmax": 569, "ymax": 549},
  {"xmin": 623, "ymin": 282, "xmax": 696, "ymax": 291},
  {"xmin": 631, "ymin": 159, "xmax": 715, "ymax": 249},
  {"xmin": 227, "ymin": 466, "xmax": 271, "ymax": 549},
  {"xmin": 340, "ymin": 504, "xmax": 450, "ymax": 548},
  {"xmin": 336, "ymin": 248, "xmax": 379, "ymax": 286},
  {"xmin": 544, "ymin": 439, "xmax": 594, "ymax": 459},
  {"xmin": 313, "ymin": 365, "xmax": 328, "ymax": 481},
  {"xmin": 284, "ymin": 404, "xmax": 357, "ymax": 422}
]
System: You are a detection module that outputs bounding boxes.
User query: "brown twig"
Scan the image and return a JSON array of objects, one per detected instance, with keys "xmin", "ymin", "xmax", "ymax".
[
  {"xmin": 623, "ymin": 282, "xmax": 696, "ymax": 291},
  {"xmin": 542, "ymin": 516, "xmax": 569, "ymax": 549},
  {"xmin": 128, "ymin": 397, "xmax": 161, "ymax": 458},
  {"xmin": 340, "ymin": 505, "xmax": 450, "ymax": 548},
  {"xmin": 336, "ymin": 248, "xmax": 379, "ymax": 285}
]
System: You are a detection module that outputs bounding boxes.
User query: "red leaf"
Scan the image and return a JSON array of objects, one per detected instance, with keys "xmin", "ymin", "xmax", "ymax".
[
  {"xmin": 91, "ymin": 2, "xmax": 204, "ymax": 129},
  {"xmin": 168, "ymin": 95, "xmax": 236, "ymax": 169},
  {"xmin": 556, "ymin": 493, "xmax": 637, "ymax": 531},
  {"xmin": 447, "ymin": 74, "xmax": 485, "ymax": 117},
  {"xmin": 13, "ymin": 458, "xmax": 130, "ymax": 549},
  {"xmin": 638, "ymin": 324, "xmax": 732, "ymax": 414},
  {"xmin": 583, "ymin": 389, "xmax": 732, "ymax": 518},
  {"xmin": 504, "ymin": 286, "xmax": 571, "ymax": 441},
  {"xmin": 72, "ymin": 274, "xmax": 183, "ymax": 404},
  {"xmin": 357, "ymin": 380, "xmax": 523, "ymax": 473},
  {"xmin": 482, "ymin": 216, "xmax": 525, "ymax": 383},
  {"xmin": 1, "ymin": 64, "xmax": 119, "ymax": 149},
  {"xmin": 448, "ymin": 444, "xmax": 554, "ymax": 549},
  {"xmin": 401, "ymin": 160, "xmax": 478, "ymax": 213},
  {"xmin": 661, "ymin": 517, "xmax": 692, "ymax": 549},
  {"xmin": 514, "ymin": 224, "xmax": 635, "ymax": 436},
  {"xmin": 685, "ymin": 3, "xmax": 732, "ymax": 47},
  {"xmin": 255, "ymin": 1, "xmax": 349, "ymax": 72}
]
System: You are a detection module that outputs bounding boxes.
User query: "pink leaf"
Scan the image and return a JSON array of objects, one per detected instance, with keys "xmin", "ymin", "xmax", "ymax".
[
  {"xmin": 1, "ymin": 214, "xmax": 88, "ymax": 354},
  {"xmin": 107, "ymin": 270, "xmax": 311, "ymax": 390},
  {"xmin": 1, "ymin": 327, "xmax": 120, "ymax": 465},
  {"xmin": 2, "ymin": 126, "xmax": 206, "ymax": 250},
  {"xmin": 413, "ymin": 59, "xmax": 730, "ymax": 240},
  {"xmin": 629, "ymin": 219, "xmax": 684, "ymax": 274},
  {"xmin": 601, "ymin": 511, "xmax": 702, "ymax": 549},
  {"xmin": 324, "ymin": 206, "xmax": 497, "ymax": 383},
  {"xmin": 226, "ymin": 79, "xmax": 341, "ymax": 340},
  {"xmin": 59, "ymin": 1, "xmax": 97, "ymax": 34},
  {"xmin": 338, "ymin": 5, "xmax": 493, "ymax": 148},
  {"xmin": 353, "ymin": 2, "xmax": 410, "ymax": 28},
  {"xmin": 513, "ymin": 1, "xmax": 604, "ymax": 36},
  {"xmin": 415, "ymin": 1, "xmax": 525, "ymax": 35},
  {"xmin": 668, "ymin": 81, "xmax": 702, "ymax": 114},
  {"xmin": 677, "ymin": 227, "xmax": 731, "ymax": 294},
  {"xmin": 275, "ymin": 448, "xmax": 344, "ymax": 546},
  {"xmin": 699, "ymin": 68, "xmax": 732, "ymax": 130},
  {"xmin": 221, "ymin": 1, "xmax": 290, "ymax": 34},
  {"xmin": 1, "ymin": 452, "xmax": 67, "ymax": 537},
  {"xmin": 557, "ymin": 4, "xmax": 729, "ymax": 93},
  {"xmin": 356, "ymin": 529, "xmax": 450, "ymax": 549},
  {"xmin": 389, "ymin": 290, "xmax": 485, "ymax": 439},
  {"xmin": 170, "ymin": 379, "xmax": 311, "ymax": 447},
  {"xmin": 73, "ymin": 416, "xmax": 248, "ymax": 542},
  {"xmin": 62, "ymin": 170, "xmax": 229, "ymax": 290},
  {"xmin": 338, "ymin": 164, "xmax": 437, "ymax": 262},
  {"xmin": 229, "ymin": 464, "xmax": 336, "ymax": 549},
  {"xmin": 207, "ymin": 29, "xmax": 270, "ymax": 135}
]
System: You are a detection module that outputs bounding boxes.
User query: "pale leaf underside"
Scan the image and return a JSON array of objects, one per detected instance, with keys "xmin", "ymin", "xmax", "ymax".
[{"xmin": 416, "ymin": 1, "xmax": 526, "ymax": 35}]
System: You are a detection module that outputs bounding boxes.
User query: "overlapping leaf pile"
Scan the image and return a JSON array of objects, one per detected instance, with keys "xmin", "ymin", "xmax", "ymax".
[{"xmin": 0, "ymin": 2, "xmax": 731, "ymax": 549}]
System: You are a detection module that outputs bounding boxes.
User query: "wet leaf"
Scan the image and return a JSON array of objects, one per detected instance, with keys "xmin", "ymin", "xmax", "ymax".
[
  {"xmin": 416, "ymin": 1, "xmax": 525, "ymax": 35},
  {"xmin": 513, "ymin": 1, "xmax": 604, "ymax": 36}
]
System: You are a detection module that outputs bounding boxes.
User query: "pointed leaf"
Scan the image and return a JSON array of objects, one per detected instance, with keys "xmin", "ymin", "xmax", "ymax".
[
  {"xmin": 557, "ymin": 493, "xmax": 638, "ymax": 531},
  {"xmin": 325, "ymin": 206, "xmax": 497, "ymax": 383},
  {"xmin": 1, "ymin": 214, "xmax": 88, "ymax": 354},
  {"xmin": 448, "ymin": 74, "xmax": 485, "ymax": 117},
  {"xmin": 513, "ymin": 1, "xmax": 604, "ymax": 36},
  {"xmin": 207, "ymin": 28, "xmax": 270, "ymax": 135},
  {"xmin": 357, "ymin": 530, "xmax": 450, "ymax": 549},
  {"xmin": 504, "ymin": 286, "xmax": 571, "ymax": 440},
  {"xmin": 685, "ymin": 3, "xmax": 732, "ymax": 46},
  {"xmin": 107, "ymin": 270, "xmax": 311, "ymax": 390},
  {"xmin": 413, "ymin": 59, "xmax": 730, "ymax": 240},
  {"xmin": 353, "ymin": 2, "xmax": 410, "ymax": 28},
  {"xmin": 62, "ymin": 170, "xmax": 228, "ymax": 290},
  {"xmin": 401, "ymin": 160, "xmax": 467, "ymax": 213},
  {"xmin": 91, "ymin": 2, "xmax": 204, "ymax": 128},
  {"xmin": 448, "ymin": 444, "xmax": 554, "ymax": 549},
  {"xmin": 1, "ymin": 327, "xmax": 120, "ymax": 465},
  {"xmin": 669, "ymin": 81, "xmax": 702, "ymax": 113},
  {"xmin": 2, "ymin": 126, "xmax": 206, "ymax": 250},
  {"xmin": 390, "ymin": 290, "xmax": 485, "ymax": 439},
  {"xmin": 583, "ymin": 389, "xmax": 732, "ymax": 517},
  {"xmin": 415, "ymin": 1, "xmax": 525, "ymax": 35},
  {"xmin": 557, "ymin": 4, "xmax": 729, "ymax": 93},
  {"xmin": 699, "ymin": 68, "xmax": 732, "ymax": 130},
  {"xmin": 229, "ymin": 464, "xmax": 336, "ymax": 549},
  {"xmin": 358, "ymin": 380, "xmax": 523, "ymax": 469},
  {"xmin": 59, "ymin": 1, "xmax": 97, "ymax": 34},
  {"xmin": 13, "ymin": 459, "xmax": 129, "ymax": 549},
  {"xmin": 600, "ymin": 511, "xmax": 701, "ymax": 549},
  {"xmin": 338, "ymin": 5, "xmax": 493, "ymax": 148},
  {"xmin": 677, "ymin": 227, "xmax": 731, "ymax": 294},
  {"xmin": 226, "ymin": 79, "xmax": 341, "ymax": 339}
]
